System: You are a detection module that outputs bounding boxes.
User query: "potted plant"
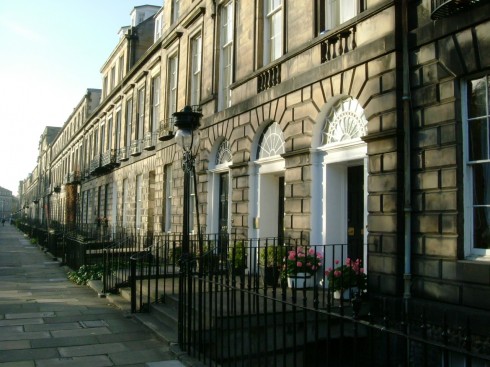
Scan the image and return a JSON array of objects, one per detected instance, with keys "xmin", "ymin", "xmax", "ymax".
[
  {"xmin": 325, "ymin": 258, "xmax": 367, "ymax": 299},
  {"xmin": 228, "ymin": 241, "xmax": 247, "ymax": 276},
  {"xmin": 259, "ymin": 245, "xmax": 286, "ymax": 287},
  {"xmin": 198, "ymin": 240, "xmax": 225, "ymax": 275},
  {"xmin": 284, "ymin": 246, "xmax": 323, "ymax": 288}
]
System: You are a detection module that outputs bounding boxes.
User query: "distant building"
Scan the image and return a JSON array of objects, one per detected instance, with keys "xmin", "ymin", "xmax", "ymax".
[{"xmin": 0, "ymin": 186, "xmax": 14, "ymax": 221}]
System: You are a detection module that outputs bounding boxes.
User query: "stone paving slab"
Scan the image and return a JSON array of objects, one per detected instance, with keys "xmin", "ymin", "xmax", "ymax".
[
  {"xmin": 0, "ymin": 226, "xmax": 188, "ymax": 367},
  {"xmin": 59, "ymin": 342, "xmax": 128, "ymax": 357},
  {"xmin": 35, "ymin": 355, "xmax": 113, "ymax": 367},
  {"xmin": 0, "ymin": 340, "xmax": 30, "ymax": 350},
  {"xmin": 0, "ymin": 361, "xmax": 35, "ymax": 367}
]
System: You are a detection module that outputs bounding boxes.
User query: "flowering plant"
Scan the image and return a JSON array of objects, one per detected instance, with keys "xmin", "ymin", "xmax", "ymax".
[
  {"xmin": 325, "ymin": 258, "xmax": 367, "ymax": 291},
  {"xmin": 284, "ymin": 246, "xmax": 323, "ymax": 276}
]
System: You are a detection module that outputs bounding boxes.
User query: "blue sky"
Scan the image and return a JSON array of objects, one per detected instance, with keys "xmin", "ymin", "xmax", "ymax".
[{"xmin": 0, "ymin": 0, "xmax": 161, "ymax": 196}]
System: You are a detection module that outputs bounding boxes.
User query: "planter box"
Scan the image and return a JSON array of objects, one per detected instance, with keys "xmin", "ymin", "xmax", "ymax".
[{"xmin": 287, "ymin": 272, "xmax": 314, "ymax": 288}]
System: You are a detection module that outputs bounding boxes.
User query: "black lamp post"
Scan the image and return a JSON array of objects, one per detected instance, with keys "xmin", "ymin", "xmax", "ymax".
[{"xmin": 173, "ymin": 105, "xmax": 202, "ymax": 347}]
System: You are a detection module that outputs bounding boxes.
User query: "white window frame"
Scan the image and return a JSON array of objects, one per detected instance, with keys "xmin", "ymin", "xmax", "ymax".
[
  {"xmin": 463, "ymin": 75, "xmax": 490, "ymax": 258},
  {"xmin": 264, "ymin": 0, "xmax": 283, "ymax": 65},
  {"xmin": 171, "ymin": 0, "xmax": 180, "ymax": 24},
  {"xmin": 118, "ymin": 55, "xmax": 124, "ymax": 83},
  {"xmin": 107, "ymin": 114, "xmax": 113, "ymax": 151},
  {"xmin": 137, "ymin": 86, "xmax": 145, "ymax": 140},
  {"xmin": 190, "ymin": 33, "xmax": 202, "ymax": 106},
  {"xmin": 219, "ymin": 1, "xmax": 233, "ymax": 111},
  {"xmin": 110, "ymin": 65, "xmax": 116, "ymax": 91},
  {"xmin": 115, "ymin": 108, "xmax": 122, "ymax": 152},
  {"xmin": 151, "ymin": 74, "xmax": 161, "ymax": 134},
  {"xmin": 323, "ymin": 0, "xmax": 358, "ymax": 32},
  {"xmin": 168, "ymin": 54, "xmax": 178, "ymax": 117},
  {"xmin": 125, "ymin": 98, "xmax": 133, "ymax": 148},
  {"xmin": 154, "ymin": 14, "xmax": 163, "ymax": 41}
]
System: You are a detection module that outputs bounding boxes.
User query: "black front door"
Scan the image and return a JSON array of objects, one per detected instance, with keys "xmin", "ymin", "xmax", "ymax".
[
  {"xmin": 347, "ymin": 166, "xmax": 364, "ymax": 261},
  {"xmin": 218, "ymin": 173, "xmax": 229, "ymax": 251}
]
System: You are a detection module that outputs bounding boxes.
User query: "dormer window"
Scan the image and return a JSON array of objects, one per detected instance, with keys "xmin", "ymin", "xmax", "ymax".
[
  {"xmin": 154, "ymin": 12, "xmax": 164, "ymax": 41},
  {"xmin": 130, "ymin": 6, "xmax": 160, "ymax": 27}
]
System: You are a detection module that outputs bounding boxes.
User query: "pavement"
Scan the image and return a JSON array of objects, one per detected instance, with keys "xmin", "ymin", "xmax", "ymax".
[{"xmin": 0, "ymin": 224, "xmax": 194, "ymax": 367}]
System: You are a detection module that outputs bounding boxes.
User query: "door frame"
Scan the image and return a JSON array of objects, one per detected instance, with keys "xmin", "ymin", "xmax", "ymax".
[
  {"xmin": 311, "ymin": 140, "xmax": 367, "ymax": 265},
  {"xmin": 249, "ymin": 156, "xmax": 285, "ymax": 239}
]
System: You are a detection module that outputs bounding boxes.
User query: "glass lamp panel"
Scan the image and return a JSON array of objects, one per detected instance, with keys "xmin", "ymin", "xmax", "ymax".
[{"xmin": 175, "ymin": 129, "xmax": 193, "ymax": 151}]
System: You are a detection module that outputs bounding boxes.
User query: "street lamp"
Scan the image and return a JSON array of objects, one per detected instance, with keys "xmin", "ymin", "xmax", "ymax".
[{"xmin": 173, "ymin": 105, "xmax": 202, "ymax": 346}]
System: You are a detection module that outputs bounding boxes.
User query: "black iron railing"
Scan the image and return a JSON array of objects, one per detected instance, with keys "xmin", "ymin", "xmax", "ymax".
[
  {"xmin": 101, "ymin": 149, "xmax": 119, "ymax": 169},
  {"xmin": 15, "ymin": 221, "xmax": 490, "ymax": 366},
  {"xmin": 130, "ymin": 140, "xmax": 142, "ymax": 156},
  {"xmin": 144, "ymin": 131, "xmax": 158, "ymax": 150},
  {"xmin": 119, "ymin": 147, "xmax": 129, "ymax": 161},
  {"xmin": 89, "ymin": 155, "xmax": 102, "ymax": 174},
  {"xmin": 431, "ymin": 0, "xmax": 482, "ymax": 19},
  {"xmin": 159, "ymin": 117, "xmax": 175, "ymax": 141}
]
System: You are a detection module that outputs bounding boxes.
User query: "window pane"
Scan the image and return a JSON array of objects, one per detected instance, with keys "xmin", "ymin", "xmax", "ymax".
[
  {"xmin": 473, "ymin": 163, "xmax": 490, "ymax": 249},
  {"xmin": 325, "ymin": 0, "xmax": 339, "ymax": 30},
  {"xmin": 473, "ymin": 163, "xmax": 490, "ymax": 205},
  {"xmin": 469, "ymin": 76, "xmax": 488, "ymax": 118},
  {"xmin": 270, "ymin": 12, "xmax": 282, "ymax": 61},
  {"xmin": 473, "ymin": 206, "xmax": 490, "ymax": 249},
  {"xmin": 168, "ymin": 57, "xmax": 178, "ymax": 115},
  {"xmin": 223, "ymin": 44, "xmax": 232, "ymax": 106},
  {"xmin": 340, "ymin": 0, "xmax": 357, "ymax": 23},
  {"xmin": 469, "ymin": 118, "xmax": 489, "ymax": 161}
]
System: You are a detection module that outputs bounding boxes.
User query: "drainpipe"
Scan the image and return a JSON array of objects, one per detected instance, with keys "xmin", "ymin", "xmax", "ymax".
[{"xmin": 401, "ymin": 0, "xmax": 412, "ymax": 301}]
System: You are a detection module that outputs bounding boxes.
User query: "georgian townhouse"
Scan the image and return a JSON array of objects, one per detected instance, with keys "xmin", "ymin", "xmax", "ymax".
[{"xmin": 20, "ymin": 0, "xmax": 490, "ymax": 364}]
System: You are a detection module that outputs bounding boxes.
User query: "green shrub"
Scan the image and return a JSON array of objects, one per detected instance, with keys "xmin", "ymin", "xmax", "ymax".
[
  {"xmin": 228, "ymin": 241, "xmax": 247, "ymax": 270},
  {"xmin": 67, "ymin": 264, "xmax": 105, "ymax": 285},
  {"xmin": 258, "ymin": 245, "xmax": 286, "ymax": 268}
]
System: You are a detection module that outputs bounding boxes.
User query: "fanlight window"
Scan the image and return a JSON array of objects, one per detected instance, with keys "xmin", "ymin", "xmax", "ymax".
[
  {"xmin": 258, "ymin": 122, "xmax": 285, "ymax": 159},
  {"xmin": 216, "ymin": 140, "xmax": 232, "ymax": 165},
  {"xmin": 322, "ymin": 97, "xmax": 367, "ymax": 145}
]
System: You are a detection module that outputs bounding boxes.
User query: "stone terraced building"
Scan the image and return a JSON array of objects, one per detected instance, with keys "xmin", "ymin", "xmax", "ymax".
[{"xmin": 20, "ymin": 0, "xmax": 490, "ymax": 362}]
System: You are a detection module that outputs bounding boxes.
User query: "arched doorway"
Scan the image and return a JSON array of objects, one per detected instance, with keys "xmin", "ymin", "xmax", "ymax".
[
  {"xmin": 312, "ymin": 96, "xmax": 368, "ymax": 263},
  {"xmin": 251, "ymin": 122, "xmax": 286, "ymax": 240}
]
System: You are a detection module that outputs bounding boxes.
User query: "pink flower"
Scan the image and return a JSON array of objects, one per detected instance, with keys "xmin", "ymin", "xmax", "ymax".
[
  {"xmin": 335, "ymin": 260, "xmax": 340, "ymax": 265},
  {"xmin": 308, "ymin": 248, "xmax": 315, "ymax": 255},
  {"xmin": 334, "ymin": 270, "xmax": 341, "ymax": 277},
  {"xmin": 296, "ymin": 261, "xmax": 303, "ymax": 268}
]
